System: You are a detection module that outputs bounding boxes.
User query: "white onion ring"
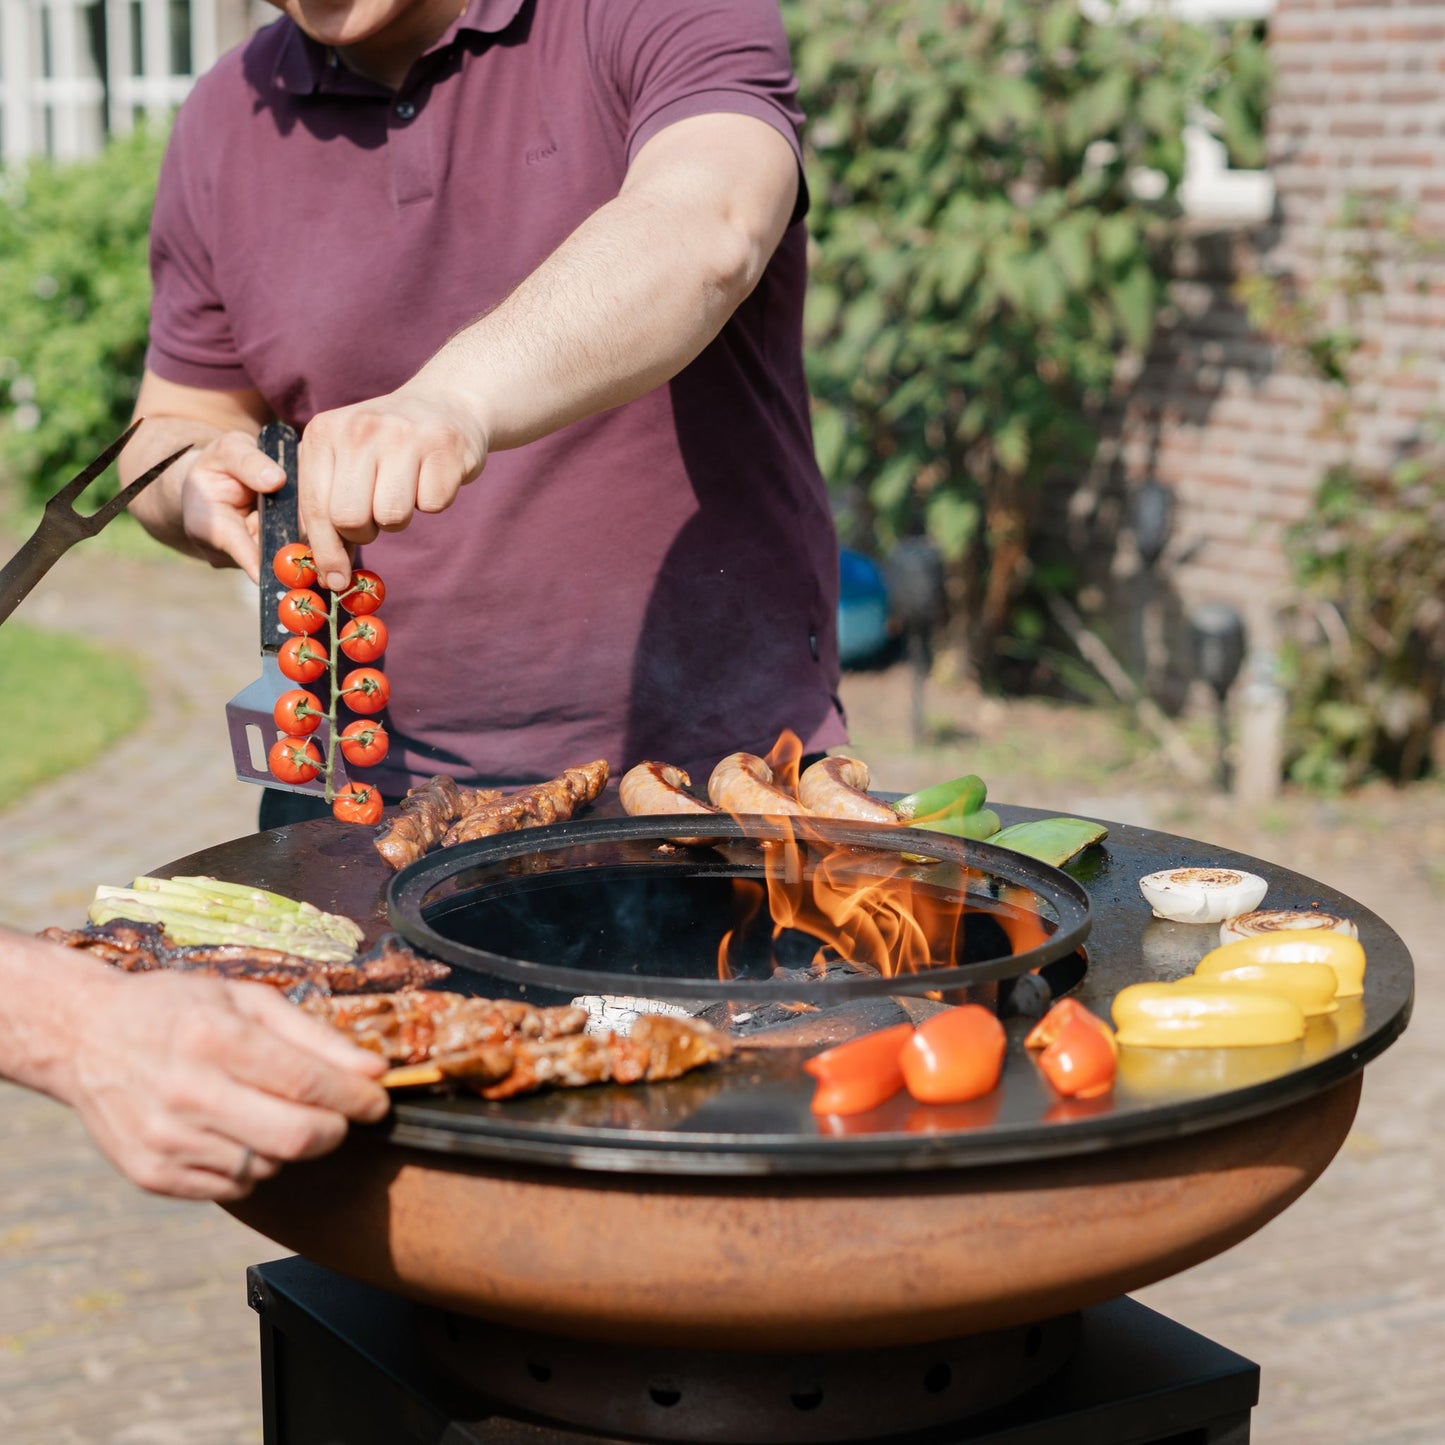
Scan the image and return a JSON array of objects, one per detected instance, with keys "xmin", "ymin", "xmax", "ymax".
[{"xmin": 1139, "ymin": 867, "xmax": 1268, "ymax": 924}]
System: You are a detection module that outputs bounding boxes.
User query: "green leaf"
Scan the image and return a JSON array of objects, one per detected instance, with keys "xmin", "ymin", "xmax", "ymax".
[
  {"xmin": 924, "ymin": 490, "xmax": 980, "ymax": 560},
  {"xmin": 1108, "ymin": 262, "xmax": 1157, "ymax": 352}
]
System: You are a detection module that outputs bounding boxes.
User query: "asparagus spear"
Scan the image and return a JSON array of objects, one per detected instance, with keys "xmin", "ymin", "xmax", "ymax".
[
  {"xmin": 86, "ymin": 897, "xmax": 358, "ymax": 962},
  {"xmin": 126, "ymin": 875, "xmax": 363, "ymax": 945}
]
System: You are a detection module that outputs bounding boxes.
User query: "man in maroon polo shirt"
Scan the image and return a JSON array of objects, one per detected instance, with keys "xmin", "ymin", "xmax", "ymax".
[{"xmin": 122, "ymin": 0, "xmax": 847, "ymax": 821}]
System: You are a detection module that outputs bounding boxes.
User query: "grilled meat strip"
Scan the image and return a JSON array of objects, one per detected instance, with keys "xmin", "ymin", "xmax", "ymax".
[
  {"xmin": 441, "ymin": 760, "xmax": 610, "ymax": 847},
  {"xmin": 303, "ymin": 990, "xmax": 591, "ymax": 1064},
  {"xmin": 374, "ymin": 775, "xmax": 500, "ymax": 871},
  {"xmin": 37, "ymin": 920, "xmax": 449, "ymax": 997},
  {"xmin": 477, "ymin": 1014, "xmax": 732, "ymax": 1100}
]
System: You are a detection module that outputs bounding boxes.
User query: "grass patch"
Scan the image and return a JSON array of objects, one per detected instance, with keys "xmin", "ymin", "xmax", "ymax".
[{"xmin": 0, "ymin": 622, "xmax": 147, "ymax": 811}]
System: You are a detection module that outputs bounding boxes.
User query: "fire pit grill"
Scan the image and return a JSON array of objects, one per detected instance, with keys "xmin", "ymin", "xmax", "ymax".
[{"xmin": 155, "ymin": 799, "xmax": 1411, "ymax": 1354}]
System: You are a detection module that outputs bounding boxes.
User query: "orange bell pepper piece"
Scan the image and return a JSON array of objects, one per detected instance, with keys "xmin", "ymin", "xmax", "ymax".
[
  {"xmin": 899, "ymin": 1005, "xmax": 1007, "ymax": 1105},
  {"xmin": 805, "ymin": 1022, "xmax": 914, "ymax": 1116},
  {"xmin": 1025, "ymin": 998, "xmax": 1117, "ymax": 1099}
]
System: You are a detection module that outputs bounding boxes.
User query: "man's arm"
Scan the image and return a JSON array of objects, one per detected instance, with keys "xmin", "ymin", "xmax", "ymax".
[
  {"xmin": 298, "ymin": 111, "xmax": 800, "ymax": 588},
  {"xmin": 121, "ymin": 376, "xmax": 280, "ymax": 581},
  {"xmin": 0, "ymin": 927, "xmax": 388, "ymax": 1201}
]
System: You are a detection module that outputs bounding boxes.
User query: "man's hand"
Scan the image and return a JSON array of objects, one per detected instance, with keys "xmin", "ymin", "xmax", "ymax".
[
  {"xmin": 298, "ymin": 385, "xmax": 489, "ymax": 592},
  {"xmin": 172, "ymin": 430, "xmax": 289, "ymax": 581},
  {"xmin": 54, "ymin": 966, "xmax": 388, "ymax": 1202},
  {"xmin": 123, "ymin": 376, "xmax": 279, "ymax": 581}
]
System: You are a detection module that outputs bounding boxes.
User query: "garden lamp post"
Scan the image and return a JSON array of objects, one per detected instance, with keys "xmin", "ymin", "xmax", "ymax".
[
  {"xmin": 1190, "ymin": 602, "xmax": 1247, "ymax": 791},
  {"xmin": 884, "ymin": 537, "xmax": 946, "ymax": 747},
  {"xmin": 1131, "ymin": 480, "xmax": 1174, "ymax": 678}
]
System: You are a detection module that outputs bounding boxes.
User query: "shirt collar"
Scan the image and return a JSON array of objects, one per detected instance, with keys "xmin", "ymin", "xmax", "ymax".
[{"xmin": 274, "ymin": 0, "xmax": 527, "ymax": 96}]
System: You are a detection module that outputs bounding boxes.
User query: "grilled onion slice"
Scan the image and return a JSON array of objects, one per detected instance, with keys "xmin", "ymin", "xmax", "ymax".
[
  {"xmin": 1219, "ymin": 909, "xmax": 1358, "ymax": 945},
  {"xmin": 1138, "ymin": 867, "xmax": 1268, "ymax": 924}
]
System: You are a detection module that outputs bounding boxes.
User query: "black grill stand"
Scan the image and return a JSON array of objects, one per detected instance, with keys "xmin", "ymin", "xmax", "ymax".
[{"xmin": 250, "ymin": 1257, "xmax": 1257, "ymax": 1445}]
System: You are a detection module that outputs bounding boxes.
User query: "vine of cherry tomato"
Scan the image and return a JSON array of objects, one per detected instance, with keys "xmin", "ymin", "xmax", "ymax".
[
  {"xmin": 267, "ymin": 563, "xmax": 391, "ymax": 821},
  {"xmin": 339, "ymin": 616, "xmax": 388, "ymax": 663},
  {"xmin": 339, "ymin": 720, "xmax": 389, "ymax": 767}
]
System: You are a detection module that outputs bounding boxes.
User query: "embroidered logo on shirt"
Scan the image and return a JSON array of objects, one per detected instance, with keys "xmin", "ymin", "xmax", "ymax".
[{"xmin": 525, "ymin": 141, "xmax": 558, "ymax": 166}]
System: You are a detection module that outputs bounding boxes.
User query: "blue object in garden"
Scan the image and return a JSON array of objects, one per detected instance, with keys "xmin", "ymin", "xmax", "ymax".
[{"xmin": 837, "ymin": 548, "xmax": 891, "ymax": 667}]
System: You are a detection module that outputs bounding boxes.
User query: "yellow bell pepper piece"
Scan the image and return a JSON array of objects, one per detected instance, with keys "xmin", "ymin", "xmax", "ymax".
[
  {"xmin": 1112, "ymin": 981, "xmax": 1305, "ymax": 1048},
  {"xmin": 1195, "ymin": 928, "xmax": 1366, "ymax": 999},
  {"xmin": 1191, "ymin": 960, "xmax": 1339, "ymax": 1018}
]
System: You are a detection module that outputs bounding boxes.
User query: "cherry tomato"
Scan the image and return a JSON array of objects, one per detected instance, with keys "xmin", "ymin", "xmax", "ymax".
[
  {"xmin": 899, "ymin": 1005, "xmax": 1006, "ymax": 1105},
  {"xmin": 339, "ymin": 720, "xmax": 389, "ymax": 767},
  {"xmin": 278, "ymin": 587, "xmax": 328, "ymax": 635},
  {"xmin": 339, "ymin": 616, "xmax": 388, "ymax": 663},
  {"xmin": 332, "ymin": 783, "xmax": 385, "ymax": 826},
  {"xmin": 804, "ymin": 1022, "xmax": 913, "ymax": 1116},
  {"xmin": 339, "ymin": 569, "xmax": 386, "ymax": 616},
  {"xmin": 273, "ymin": 543, "xmax": 318, "ymax": 589},
  {"xmin": 273, "ymin": 688, "xmax": 323, "ymax": 737},
  {"xmin": 1026, "ymin": 1000, "xmax": 1117, "ymax": 1101},
  {"xmin": 278, "ymin": 635, "xmax": 329, "ymax": 684},
  {"xmin": 340, "ymin": 667, "xmax": 390, "ymax": 715},
  {"xmin": 268, "ymin": 735, "xmax": 323, "ymax": 785}
]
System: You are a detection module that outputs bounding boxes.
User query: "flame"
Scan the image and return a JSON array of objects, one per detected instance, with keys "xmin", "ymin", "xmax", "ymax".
[{"xmin": 710, "ymin": 732, "xmax": 1050, "ymax": 985}]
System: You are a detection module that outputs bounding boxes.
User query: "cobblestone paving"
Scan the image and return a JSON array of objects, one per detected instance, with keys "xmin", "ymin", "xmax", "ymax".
[{"xmin": 0, "ymin": 542, "xmax": 1440, "ymax": 1442}]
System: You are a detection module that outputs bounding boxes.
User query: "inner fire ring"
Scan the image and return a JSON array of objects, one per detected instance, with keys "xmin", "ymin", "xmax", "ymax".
[{"xmin": 386, "ymin": 814, "xmax": 1092, "ymax": 1006}]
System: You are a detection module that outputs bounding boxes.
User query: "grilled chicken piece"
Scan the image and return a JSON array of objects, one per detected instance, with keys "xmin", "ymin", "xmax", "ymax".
[
  {"xmin": 478, "ymin": 1015, "xmax": 732, "ymax": 1100},
  {"xmin": 374, "ymin": 776, "xmax": 500, "ymax": 871},
  {"xmin": 442, "ymin": 760, "xmax": 610, "ymax": 847},
  {"xmin": 38, "ymin": 919, "xmax": 169, "ymax": 966}
]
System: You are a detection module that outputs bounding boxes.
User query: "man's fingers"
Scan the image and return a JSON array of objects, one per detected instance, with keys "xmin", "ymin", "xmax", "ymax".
[
  {"xmin": 229, "ymin": 983, "xmax": 387, "ymax": 1077},
  {"xmin": 297, "ymin": 432, "xmax": 352, "ymax": 590}
]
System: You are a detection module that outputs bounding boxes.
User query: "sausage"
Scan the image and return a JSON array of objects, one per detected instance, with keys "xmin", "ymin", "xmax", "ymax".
[
  {"xmin": 707, "ymin": 753, "xmax": 808, "ymax": 816},
  {"xmin": 619, "ymin": 762, "xmax": 721, "ymax": 820},
  {"xmin": 798, "ymin": 756, "xmax": 898, "ymax": 824}
]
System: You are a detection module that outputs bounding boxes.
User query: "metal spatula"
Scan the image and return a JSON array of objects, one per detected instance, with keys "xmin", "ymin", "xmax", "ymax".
[{"xmin": 225, "ymin": 423, "xmax": 349, "ymax": 797}]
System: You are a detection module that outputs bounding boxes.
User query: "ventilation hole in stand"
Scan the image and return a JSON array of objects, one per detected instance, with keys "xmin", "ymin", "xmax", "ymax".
[
  {"xmin": 790, "ymin": 1386, "xmax": 824, "ymax": 1412},
  {"xmin": 923, "ymin": 1362, "xmax": 952, "ymax": 1394},
  {"xmin": 1025, "ymin": 1326, "xmax": 1043, "ymax": 1358},
  {"xmin": 648, "ymin": 1384, "xmax": 683, "ymax": 1408},
  {"xmin": 526, "ymin": 1361, "xmax": 552, "ymax": 1384}
]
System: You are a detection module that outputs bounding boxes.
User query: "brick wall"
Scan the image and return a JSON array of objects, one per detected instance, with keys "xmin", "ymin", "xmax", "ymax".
[{"xmin": 1072, "ymin": 0, "xmax": 1445, "ymax": 679}]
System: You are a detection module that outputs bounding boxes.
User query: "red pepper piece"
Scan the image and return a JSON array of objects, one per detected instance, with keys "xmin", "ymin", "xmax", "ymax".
[
  {"xmin": 899, "ymin": 1005, "xmax": 1006, "ymax": 1105},
  {"xmin": 805, "ymin": 1022, "xmax": 914, "ymax": 1116},
  {"xmin": 1026, "ymin": 999, "xmax": 1117, "ymax": 1100}
]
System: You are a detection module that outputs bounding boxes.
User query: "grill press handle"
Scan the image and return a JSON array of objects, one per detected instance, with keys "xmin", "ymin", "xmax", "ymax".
[{"xmin": 258, "ymin": 422, "xmax": 300, "ymax": 657}]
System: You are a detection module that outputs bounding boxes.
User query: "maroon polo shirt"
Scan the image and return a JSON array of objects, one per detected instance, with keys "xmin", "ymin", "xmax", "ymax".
[{"xmin": 147, "ymin": 0, "xmax": 845, "ymax": 791}]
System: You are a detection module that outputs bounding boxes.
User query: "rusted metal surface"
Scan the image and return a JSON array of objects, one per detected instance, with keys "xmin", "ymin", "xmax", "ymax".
[{"xmin": 226, "ymin": 1075, "xmax": 1360, "ymax": 1350}]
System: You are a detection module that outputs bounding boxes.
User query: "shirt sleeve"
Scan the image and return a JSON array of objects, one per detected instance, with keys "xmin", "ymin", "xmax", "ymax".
[
  {"xmin": 588, "ymin": 0, "xmax": 809, "ymax": 220},
  {"xmin": 144, "ymin": 98, "xmax": 256, "ymax": 390}
]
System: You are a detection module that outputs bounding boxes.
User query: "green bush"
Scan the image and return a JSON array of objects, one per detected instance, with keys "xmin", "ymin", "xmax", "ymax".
[
  {"xmin": 0, "ymin": 124, "xmax": 166, "ymax": 511},
  {"xmin": 783, "ymin": 0, "xmax": 1268, "ymax": 668},
  {"xmin": 1282, "ymin": 453, "xmax": 1445, "ymax": 789}
]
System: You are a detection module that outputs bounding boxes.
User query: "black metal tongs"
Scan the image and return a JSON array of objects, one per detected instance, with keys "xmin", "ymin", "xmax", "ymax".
[{"xmin": 0, "ymin": 420, "xmax": 189, "ymax": 627}]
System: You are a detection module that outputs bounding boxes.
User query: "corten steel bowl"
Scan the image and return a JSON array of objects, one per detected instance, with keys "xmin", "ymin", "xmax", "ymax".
[{"xmin": 159, "ymin": 801, "xmax": 1409, "ymax": 1352}]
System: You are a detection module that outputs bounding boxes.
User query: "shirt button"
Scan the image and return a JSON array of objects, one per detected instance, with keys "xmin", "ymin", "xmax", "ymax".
[{"xmin": 396, "ymin": 100, "xmax": 416, "ymax": 120}]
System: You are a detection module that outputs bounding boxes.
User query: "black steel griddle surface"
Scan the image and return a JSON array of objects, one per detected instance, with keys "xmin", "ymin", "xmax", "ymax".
[{"xmin": 157, "ymin": 797, "xmax": 1413, "ymax": 1177}]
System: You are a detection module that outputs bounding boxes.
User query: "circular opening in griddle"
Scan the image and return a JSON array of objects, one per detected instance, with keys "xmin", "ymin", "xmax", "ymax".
[{"xmin": 387, "ymin": 815, "xmax": 1092, "ymax": 1004}]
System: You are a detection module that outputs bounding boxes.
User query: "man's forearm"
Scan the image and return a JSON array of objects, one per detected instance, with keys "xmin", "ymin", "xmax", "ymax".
[
  {"xmin": 0, "ymin": 930, "xmax": 98, "ymax": 1103},
  {"xmin": 411, "ymin": 116, "xmax": 797, "ymax": 451}
]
